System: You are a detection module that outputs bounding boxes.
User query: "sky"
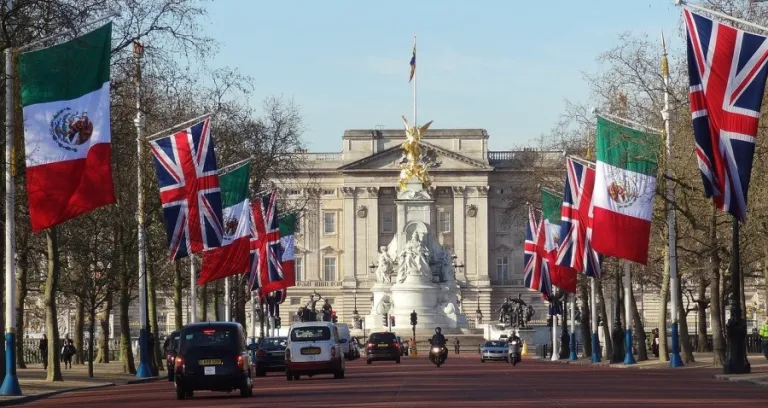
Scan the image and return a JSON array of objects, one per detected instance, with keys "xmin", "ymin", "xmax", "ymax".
[{"xmin": 204, "ymin": 0, "xmax": 684, "ymax": 152}]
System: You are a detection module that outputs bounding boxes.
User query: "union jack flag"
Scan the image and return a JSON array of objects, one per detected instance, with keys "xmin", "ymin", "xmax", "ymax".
[
  {"xmin": 556, "ymin": 158, "xmax": 601, "ymax": 278},
  {"xmin": 247, "ymin": 191, "xmax": 285, "ymax": 295},
  {"xmin": 523, "ymin": 206, "xmax": 552, "ymax": 300},
  {"xmin": 684, "ymin": 8, "xmax": 768, "ymax": 222},
  {"xmin": 149, "ymin": 118, "xmax": 224, "ymax": 260}
]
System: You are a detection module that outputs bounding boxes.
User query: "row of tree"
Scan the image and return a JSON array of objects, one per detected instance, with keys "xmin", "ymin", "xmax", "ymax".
[
  {"xmin": 0, "ymin": 0, "xmax": 309, "ymax": 382},
  {"xmin": 510, "ymin": 0, "xmax": 768, "ymax": 365}
]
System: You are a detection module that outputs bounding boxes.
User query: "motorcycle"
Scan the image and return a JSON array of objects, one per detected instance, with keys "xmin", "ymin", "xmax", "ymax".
[
  {"xmin": 508, "ymin": 339, "xmax": 521, "ymax": 366},
  {"xmin": 429, "ymin": 345, "xmax": 448, "ymax": 367}
]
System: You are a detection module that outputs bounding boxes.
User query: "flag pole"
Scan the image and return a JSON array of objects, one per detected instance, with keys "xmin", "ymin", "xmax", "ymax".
[
  {"xmin": 676, "ymin": 0, "xmax": 768, "ymax": 34},
  {"xmin": 590, "ymin": 277, "xmax": 601, "ymax": 363},
  {"xmin": 660, "ymin": 31, "xmax": 683, "ymax": 368},
  {"xmin": 593, "ymin": 110, "xmax": 662, "ymax": 134},
  {"xmin": 144, "ymin": 112, "xmax": 212, "ymax": 141},
  {"xmin": 412, "ymin": 34, "xmax": 417, "ymax": 127},
  {"xmin": 190, "ymin": 256, "xmax": 197, "ymax": 323},
  {"xmin": 623, "ymin": 261, "xmax": 636, "ymax": 364},
  {"xmin": 569, "ymin": 294, "xmax": 577, "ymax": 360},
  {"xmin": 568, "ymin": 155, "xmax": 596, "ymax": 169},
  {"xmin": 133, "ymin": 41, "xmax": 152, "ymax": 379},
  {"xmin": 0, "ymin": 0, "xmax": 21, "ymax": 396},
  {"xmin": 550, "ymin": 287, "xmax": 559, "ymax": 361},
  {"xmin": 224, "ymin": 277, "xmax": 230, "ymax": 321}
]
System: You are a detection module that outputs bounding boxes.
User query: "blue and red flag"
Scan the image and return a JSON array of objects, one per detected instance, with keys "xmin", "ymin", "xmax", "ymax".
[
  {"xmin": 523, "ymin": 206, "xmax": 552, "ymax": 300},
  {"xmin": 556, "ymin": 157, "xmax": 601, "ymax": 278},
  {"xmin": 149, "ymin": 117, "xmax": 224, "ymax": 260},
  {"xmin": 247, "ymin": 190, "xmax": 286, "ymax": 295},
  {"xmin": 683, "ymin": 8, "xmax": 768, "ymax": 222}
]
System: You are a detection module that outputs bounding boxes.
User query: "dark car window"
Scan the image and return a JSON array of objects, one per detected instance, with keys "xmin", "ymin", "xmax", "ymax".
[
  {"xmin": 485, "ymin": 341, "xmax": 505, "ymax": 347},
  {"xmin": 260, "ymin": 337, "xmax": 287, "ymax": 349},
  {"xmin": 368, "ymin": 333, "xmax": 396, "ymax": 343},
  {"xmin": 181, "ymin": 327, "xmax": 236, "ymax": 352},
  {"xmin": 291, "ymin": 327, "xmax": 331, "ymax": 342}
]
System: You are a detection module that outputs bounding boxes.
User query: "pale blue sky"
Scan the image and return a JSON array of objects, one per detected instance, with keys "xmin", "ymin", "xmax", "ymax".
[{"xmin": 204, "ymin": 0, "xmax": 683, "ymax": 151}]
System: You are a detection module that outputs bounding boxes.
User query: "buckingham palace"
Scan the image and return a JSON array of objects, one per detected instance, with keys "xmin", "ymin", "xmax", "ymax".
[{"xmin": 268, "ymin": 127, "xmax": 563, "ymax": 331}]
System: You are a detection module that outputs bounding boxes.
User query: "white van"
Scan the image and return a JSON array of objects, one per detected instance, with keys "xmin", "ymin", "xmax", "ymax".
[
  {"xmin": 335, "ymin": 323, "xmax": 352, "ymax": 358},
  {"xmin": 285, "ymin": 322, "xmax": 345, "ymax": 381}
]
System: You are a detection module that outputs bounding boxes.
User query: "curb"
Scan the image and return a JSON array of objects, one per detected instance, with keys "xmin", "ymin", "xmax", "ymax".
[
  {"xmin": 126, "ymin": 376, "xmax": 161, "ymax": 385},
  {"xmin": 713, "ymin": 374, "xmax": 768, "ymax": 387},
  {"xmin": 0, "ymin": 383, "xmax": 115, "ymax": 407}
]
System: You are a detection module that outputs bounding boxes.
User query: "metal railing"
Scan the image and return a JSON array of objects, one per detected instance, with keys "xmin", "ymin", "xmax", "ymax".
[
  {"xmin": 21, "ymin": 338, "xmax": 121, "ymax": 364},
  {"xmin": 304, "ymin": 153, "xmax": 342, "ymax": 161},
  {"xmin": 295, "ymin": 281, "xmax": 343, "ymax": 287}
]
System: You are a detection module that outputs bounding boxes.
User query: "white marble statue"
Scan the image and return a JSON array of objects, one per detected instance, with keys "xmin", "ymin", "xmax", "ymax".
[
  {"xmin": 375, "ymin": 246, "xmax": 394, "ymax": 284},
  {"xmin": 375, "ymin": 295, "xmax": 392, "ymax": 315},
  {"xmin": 396, "ymin": 232, "xmax": 431, "ymax": 283}
]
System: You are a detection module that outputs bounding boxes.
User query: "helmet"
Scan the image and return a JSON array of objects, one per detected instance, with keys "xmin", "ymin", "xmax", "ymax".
[{"xmin": 435, "ymin": 327, "xmax": 442, "ymax": 334}]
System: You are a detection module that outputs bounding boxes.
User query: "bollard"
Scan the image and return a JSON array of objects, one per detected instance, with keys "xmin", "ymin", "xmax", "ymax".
[{"xmin": 522, "ymin": 343, "xmax": 528, "ymax": 356}]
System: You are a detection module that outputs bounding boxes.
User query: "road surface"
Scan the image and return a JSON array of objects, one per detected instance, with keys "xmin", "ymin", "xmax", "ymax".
[{"xmin": 20, "ymin": 355, "xmax": 768, "ymax": 407}]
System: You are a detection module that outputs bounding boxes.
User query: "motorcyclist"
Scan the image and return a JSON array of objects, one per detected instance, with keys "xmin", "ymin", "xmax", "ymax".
[
  {"xmin": 508, "ymin": 332, "xmax": 521, "ymax": 344},
  {"xmin": 430, "ymin": 327, "xmax": 446, "ymax": 347}
]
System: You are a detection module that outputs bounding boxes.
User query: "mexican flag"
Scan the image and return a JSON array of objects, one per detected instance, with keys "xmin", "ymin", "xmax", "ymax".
[
  {"xmin": 278, "ymin": 212, "xmax": 297, "ymax": 289},
  {"xmin": 199, "ymin": 163, "xmax": 251, "ymax": 285},
  {"xmin": 20, "ymin": 23, "xmax": 116, "ymax": 232},
  {"xmin": 541, "ymin": 189, "xmax": 576, "ymax": 293},
  {"xmin": 591, "ymin": 116, "xmax": 659, "ymax": 265}
]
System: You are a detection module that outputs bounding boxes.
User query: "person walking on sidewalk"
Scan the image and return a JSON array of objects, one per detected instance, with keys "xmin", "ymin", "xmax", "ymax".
[
  {"xmin": 759, "ymin": 317, "xmax": 768, "ymax": 360},
  {"xmin": 39, "ymin": 334, "xmax": 48, "ymax": 370},
  {"xmin": 454, "ymin": 338, "xmax": 460, "ymax": 354}
]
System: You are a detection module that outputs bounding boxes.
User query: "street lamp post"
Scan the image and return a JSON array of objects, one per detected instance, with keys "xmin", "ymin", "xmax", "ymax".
[{"xmin": 352, "ymin": 289, "xmax": 360, "ymax": 330}]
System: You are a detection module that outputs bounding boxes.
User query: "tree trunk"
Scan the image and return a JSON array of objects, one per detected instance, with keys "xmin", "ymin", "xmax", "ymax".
[
  {"xmin": 147, "ymin": 263, "xmax": 163, "ymax": 371},
  {"xmin": 629, "ymin": 281, "xmax": 648, "ymax": 361},
  {"xmin": 200, "ymin": 284, "xmax": 208, "ymax": 321},
  {"xmin": 15, "ymin": 233, "xmax": 29, "ymax": 369},
  {"xmin": 235, "ymin": 284, "xmax": 246, "ymax": 328},
  {"xmin": 88, "ymin": 308, "xmax": 96, "ymax": 377},
  {"xmin": 710, "ymin": 208, "xmax": 726, "ymax": 367},
  {"xmin": 74, "ymin": 300, "xmax": 85, "ymax": 364},
  {"xmin": 173, "ymin": 260, "xmax": 183, "ymax": 329},
  {"xmin": 764, "ymin": 249, "xmax": 768, "ymax": 317},
  {"xmin": 675, "ymin": 275, "xmax": 695, "ymax": 363},
  {"xmin": 214, "ymin": 280, "xmax": 221, "ymax": 321},
  {"xmin": 579, "ymin": 278, "xmax": 592, "ymax": 358},
  {"xmin": 596, "ymin": 278, "xmax": 612, "ymax": 359},
  {"xmin": 697, "ymin": 276, "xmax": 709, "ymax": 353},
  {"xmin": 96, "ymin": 290, "xmax": 113, "ymax": 363},
  {"xmin": 659, "ymin": 245, "xmax": 671, "ymax": 362},
  {"xmin": 118, "ymin": 223, "xmax": 136, "ymax": 374},
  {"xmin": 45, "ymin": 227, "xmax": 63, "ymax": 382}
]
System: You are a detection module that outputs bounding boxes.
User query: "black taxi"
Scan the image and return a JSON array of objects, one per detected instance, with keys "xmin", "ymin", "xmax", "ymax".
[{"xmin": 174, "ymin": 322, "xmax": 255, "ymax": 400}]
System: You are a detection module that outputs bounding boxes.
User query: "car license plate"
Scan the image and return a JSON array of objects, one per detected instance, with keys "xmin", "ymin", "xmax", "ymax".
[
  {"xmin": 204, "ymin": 366, "xmax": 215, "ymax": 375},
  {"xmin": 301, "ymin": 348, "xmax": 321, "ymax": 355},
  {"xmin": 199, "ymin": 359, "xmax": 223, "ymax": 365},
  {"xmin": 378, "ymin": 343, "xmax": 388, "ymax": 348}
]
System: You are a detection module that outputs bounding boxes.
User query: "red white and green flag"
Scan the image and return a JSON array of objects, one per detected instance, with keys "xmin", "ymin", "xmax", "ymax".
[
  {"xmin": 20, "ymin": 23, "xmax": 116, "ymax": 231},
  {"xmin": 541, "ymin": 189, "xmax": 576, "ymax": 293},
  {"xmin": 198, "ymin": 163, "xmax": 251, "ymax": 285},
  {"xmin": 591, "ymin": 116, "xmax": 659, "ymax": 265}
]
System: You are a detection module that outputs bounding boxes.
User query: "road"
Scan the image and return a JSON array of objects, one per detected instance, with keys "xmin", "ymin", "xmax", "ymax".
[{"xmin": 20, "ymin": 355, "xmax": 768, "ymax": 407}]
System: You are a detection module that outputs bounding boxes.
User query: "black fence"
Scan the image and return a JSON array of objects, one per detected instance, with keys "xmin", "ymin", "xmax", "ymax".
[{"xmin": 21, "ymin": 338, "xmax": 121, "ymax": 365}]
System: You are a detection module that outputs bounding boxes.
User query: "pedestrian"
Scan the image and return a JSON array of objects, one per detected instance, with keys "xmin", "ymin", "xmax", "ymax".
[
  {"xmin": 61, "ymin": 339, "xmax": 76, "ymax": 369},
  {"xmin": 651, "ymin": 329, "xmax": 660, "ymax": 358},
  {"xmin": 454, "ymin": 338, "xmax": 460, "ymax": 354},
  {"xmin": 759, "ymin": 317, "xmax": 768, "ymax": 360},
  {"xmin": 39, "ymin": 334, "xmax": 48, "ymax": 370}
]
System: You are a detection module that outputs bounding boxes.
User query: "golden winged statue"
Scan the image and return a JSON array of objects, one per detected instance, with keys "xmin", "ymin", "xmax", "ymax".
[{"xmin": 398, "ymin": 116, "xmax": 434, "ymax": 191}]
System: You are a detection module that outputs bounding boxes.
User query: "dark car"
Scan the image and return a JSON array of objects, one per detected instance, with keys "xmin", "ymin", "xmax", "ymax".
[
  {"xmin": 163, "ymin": 330, "xmax": 181, "ymax": 381},
  {"xmin": 255, "ymin": 337, "xmax": 287, "ymax": 377},
  {"xmin": 396, "ymin": 336, "xmax": 408, "ymax": 356},
  {"xmin": 366, "ymin": 332, "xmax": 401, "ymax": 364},
  {"xmin": 174, "ymin": 322, "xmax": 255, "ymax": 400}
]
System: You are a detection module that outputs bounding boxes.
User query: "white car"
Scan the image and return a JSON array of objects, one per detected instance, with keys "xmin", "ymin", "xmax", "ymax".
[{"xmin": 285, "ymin": 322, "xmax": 346, "ymax": 381}]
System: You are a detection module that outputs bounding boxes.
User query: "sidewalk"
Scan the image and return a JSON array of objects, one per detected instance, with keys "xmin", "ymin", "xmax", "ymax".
[
  {"xmin": 0, "ymin": 362, "xmax": 160, "ymax": 406},
  {"xmin": 536, "ymin": 351, "xmax": 768, "ymax": 386}
]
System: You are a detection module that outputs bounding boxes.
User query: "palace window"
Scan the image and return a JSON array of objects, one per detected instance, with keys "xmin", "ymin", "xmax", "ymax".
[
  {"xmin": 295, "ymin": 257, "xmax": 303, "ymax": 281},
  {"xmin": 323, "ymin": 257, "xmax": 337, "ymax": 281},
  {"xmin": 381, "ymin": 210, "xmax": 394, "ymax": 233},
  {"xmin": 290, "ymin": 297, "xmax": 301, "ymax": 305},
  {"xmin": 439, "ymin": 211, "xmax": 451, "ymax": 233},
  {"xmin": 496, "ymin": 257, "xmax": 509, "ymax": 280},
  {"xmin": 287, "ymin": 189, "xmax": 301, "ymax": 196},
  {"xmin": 294, "ymin": 218, "xmax": 302, "ymax": 235},
  {"xmin": 323, "ymin": 212, "xmax": 336, "ymax": 235},
  {"xmin": 322, "ymin": 188, "xmax": 336, "ymax": 196}
]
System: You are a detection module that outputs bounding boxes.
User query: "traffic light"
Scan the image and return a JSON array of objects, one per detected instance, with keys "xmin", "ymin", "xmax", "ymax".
[
  {"xmin": 382, "ymin": 313, "xmax": 388, "ymax": 326},
  {"xmin": 410, "ymin": 310, "xmax": 417, "ymax": 327},
  {"xmin": 332, "ymin": 311, "xmax": 338, "ymax": 323},
  {"xmin": 390, "ymin": 315, "xmax": 395, "ymax": 327},
  {"xmin": 275, "ymin": 317, "xmax": 281, "ymax": 329}
]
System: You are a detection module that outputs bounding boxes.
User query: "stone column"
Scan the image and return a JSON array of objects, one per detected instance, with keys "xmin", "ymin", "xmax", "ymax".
[
  {"xmin": 365, "ymin": 187, "xmax": 379, "ymax": 281},
  {"xmin": 307, "ymin": 188, "xmax": 322, "ymax": 281},
  {"xmin": 452, "ymin": 187, "xmax": 466, "ymax": 281},
  {"xmin": 475, "ymin": 186, "xmax": 490, "ymax": 280},
  {"xmin": 341, "ymin": 187, "xmax": 357, "ymax": 283}
]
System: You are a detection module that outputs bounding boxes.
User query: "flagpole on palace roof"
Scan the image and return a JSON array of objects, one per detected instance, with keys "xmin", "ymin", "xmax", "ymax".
[
  {"xmin": 660, "ymin": 30, "xmax": 683, "ymax": 368},
  {"xmin": 0, "ymin": 0, "xmax": 22, "ymax": 396},
  {"xmin": 133, "ymin": 40, "xmax": 153, "ymax": 379},
  {"xmin": 412, "ymin": 35, "xmax": 417, "ymax": 127}
]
